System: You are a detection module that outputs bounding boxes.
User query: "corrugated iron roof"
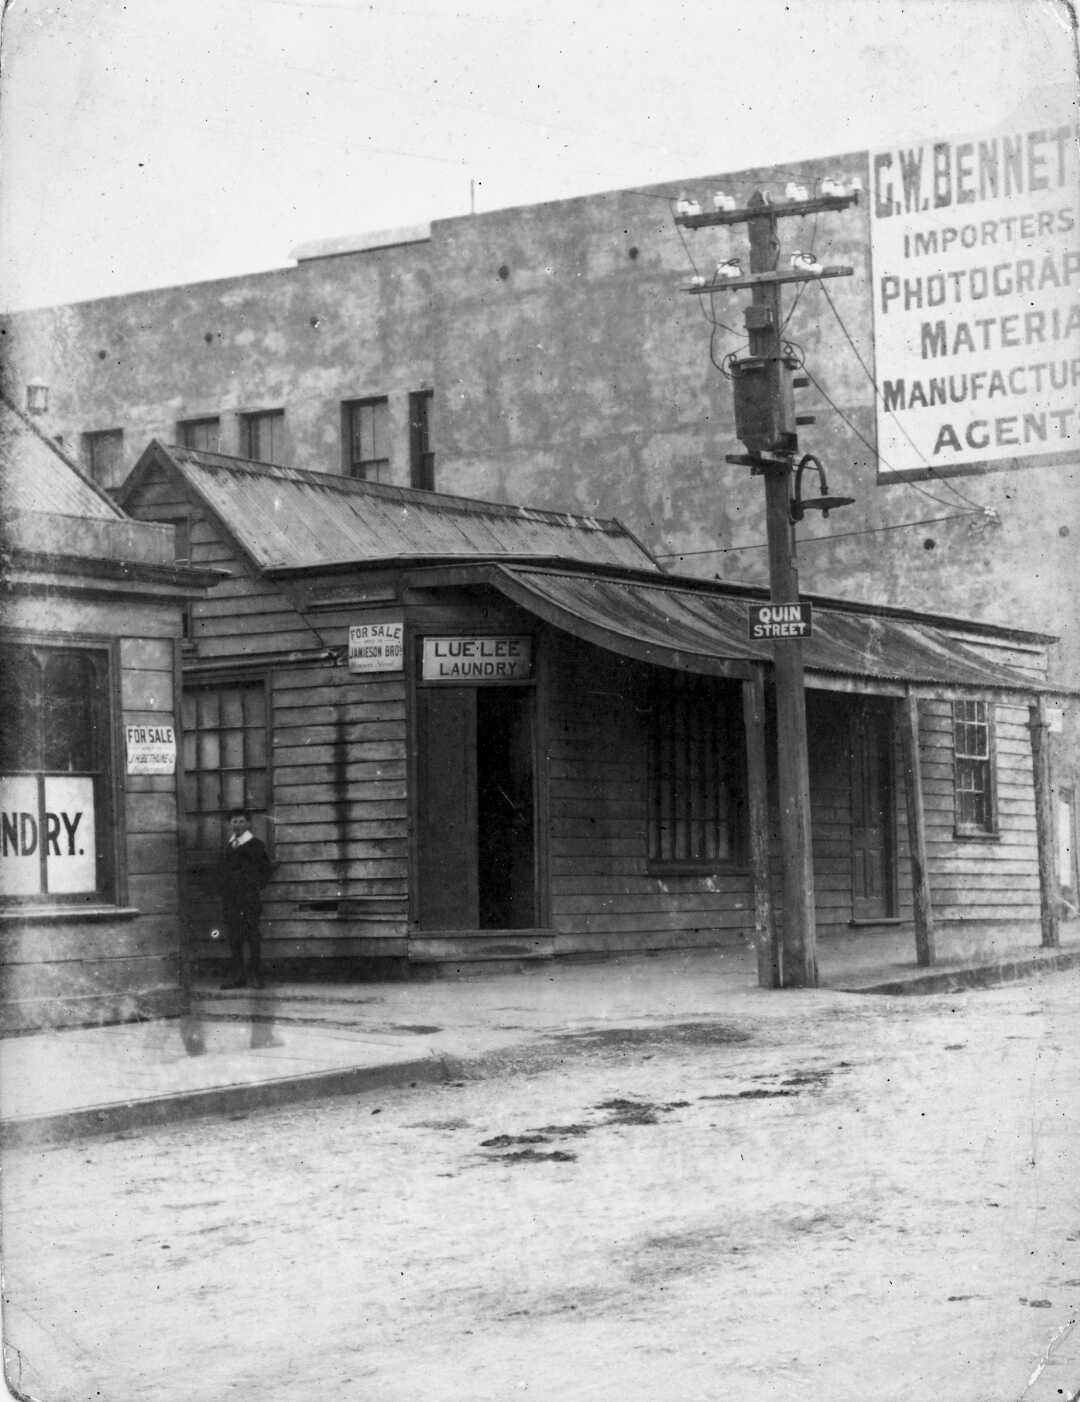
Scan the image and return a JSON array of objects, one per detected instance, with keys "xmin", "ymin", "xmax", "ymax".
[
  {"xmin": 443, "ymin": 563, "xmax": 1054, "ymax": 694},
  {"xmin": 128, "ymin": 444, "xmax": 658, "ymax": 572},
  {"xmin": 0, "ymin": 395, "xmax": 124, "ymax": 521}
]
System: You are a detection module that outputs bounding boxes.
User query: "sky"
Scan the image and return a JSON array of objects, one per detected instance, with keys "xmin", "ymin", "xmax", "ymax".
[{"xmin": 0, "ymin": 0, "xmax": 1076, "ymax": 311}]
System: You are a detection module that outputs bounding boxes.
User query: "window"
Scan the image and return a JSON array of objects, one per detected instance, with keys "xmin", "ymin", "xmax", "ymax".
[
  {"xmin": 181, "ymin": 680, "xmax": 268, "ymax": 853},
  {"xmin": 344, "ymin": 398, "xmax": 389, "ymax": 480},
  {"xmin": 240, "ymin": 410, "xmax": 285, "ymax": 465},
  {"xmin": 179, "ymin": 417, "xmax": 221, "ymax": 453},
  {"xmin": 409, "ymin": 390, "xmax": 434, "ymax": 490},
  {"xmin": 82, "ymin": 429, "xmax": 123, "ymax": 486},
  {"xmin": 953, "ymin": 699, "xmax": 996, "ymax": 833},
  {"xmin": 0, "ymin": 642, "xmax": 114, "ymax": 903},
  {"xmin": 647, "ymin": 675, "xmax": 744, "ymax": 867}
]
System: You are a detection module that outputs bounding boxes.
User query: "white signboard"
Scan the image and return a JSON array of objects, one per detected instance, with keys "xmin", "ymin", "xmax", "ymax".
[
  {"xmin": 0, "ymin": 776, "xmax": 41, "ymax": 896},
  {"xmin": 0, "ymin": 774, "xmax": 97, "ymax": 896},
  {"xmin": 747, "ymin": 603, "xmax": 812, "ymax": 640},
  {"xmin": 348, "ymin": 620, "xmax": 404, "ymax": 673},
  {"xmin": 422, "ymin": 636, "xmax": 533, "ymax": 682},
  {"xmin": 126, "ymin": 723, "xmax": 177, "ymax": 775},
  {"xmin": 43, "ymin": 776, "xmax": 97, "ymax": 894},
  {"xmin": 869, "ymin": 117, "xmax": 1080, "ymax": 480}
]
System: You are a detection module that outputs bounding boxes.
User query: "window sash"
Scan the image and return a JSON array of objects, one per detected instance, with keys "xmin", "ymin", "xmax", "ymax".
[
  {"xmin": 409, "ymin": 391, "xmax": 434, "ymax": 490},
  {"xmin": 181, "ymin": 680, "xmax": 268, "ymax": 853},
  {"xmin": 241, "ymin": 411, "xmax": 285, "ymax": 465},
  {"xmin": 346, "ymin": 399, "xmax": 389, "ymax": 479},
  {"xmin": 179, "ymin": 418, "xmax": 221, "ymax": 453},
  {"xmin": 953, "ymin": 699, "xmax": 995, "ymax": 832},
  {"xmin": 83, "ymin": 430, "xmax": 123, "ymax": 483}
]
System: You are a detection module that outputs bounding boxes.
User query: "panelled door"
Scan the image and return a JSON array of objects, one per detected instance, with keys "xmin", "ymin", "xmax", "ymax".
[
  {"xmin": 414, "ymin": 686, "xmax": 536, "ymax": 931},
  {"xmin": 850, "ymin": 698, "xmax": 898, "ymax": 920}
]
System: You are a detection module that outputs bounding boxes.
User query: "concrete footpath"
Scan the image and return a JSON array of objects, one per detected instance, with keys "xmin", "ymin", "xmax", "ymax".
[{"xmin": 3, "ymin": 924, "xmax": 1079, "ymax": 1146}]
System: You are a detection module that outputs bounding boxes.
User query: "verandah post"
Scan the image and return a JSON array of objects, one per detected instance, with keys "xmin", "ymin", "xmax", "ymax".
[
  {"xmin": 742, "ymin": 665, "xmax": 779, "ymax": 987},
  {"xmin": 1029, "ymin": 695, "xmax": 1061, "ymax": 949},
  {"xmin": 896, "ymin": 688, "xmax": 935, "ymax": 966}
]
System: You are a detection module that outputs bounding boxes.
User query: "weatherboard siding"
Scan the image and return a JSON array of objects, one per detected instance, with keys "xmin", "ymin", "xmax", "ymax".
[
  {"xmin": 918, "ymin": 698, "xmax": 1041, "ymax": 922},
  {"xmin": 545, "ymin": 635, "xmax": 759, "ymax": 956}
]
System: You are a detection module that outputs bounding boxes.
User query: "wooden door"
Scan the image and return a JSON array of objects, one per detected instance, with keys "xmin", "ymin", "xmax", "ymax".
[
  {"xmin": 415, "ymin": 688, "xmax": 478, "ymax": 930},
  {"xmin": 850, "ymin": 700, "xmax": 897, "ymax": 920}
]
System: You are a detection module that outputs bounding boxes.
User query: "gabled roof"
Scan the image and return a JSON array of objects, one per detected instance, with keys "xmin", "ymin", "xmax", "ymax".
[
  {"xmin": 0, "ymin": 393, "xmax": 124, "ymax": 521},
  {"xmin": 120, "ymin": 442, "xmax": 659, "ymax": 573}
]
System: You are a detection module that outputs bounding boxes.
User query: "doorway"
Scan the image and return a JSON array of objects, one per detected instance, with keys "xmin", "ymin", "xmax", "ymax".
[
  {"xmin": 850, "ymin": 698, "xmax": 898, "ymax": 920},
  {"xmin": 414, "ymin": 685, "xmax": 536, "ymax": 930}
]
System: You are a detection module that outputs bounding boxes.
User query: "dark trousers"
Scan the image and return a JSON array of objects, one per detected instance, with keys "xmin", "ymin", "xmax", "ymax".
[{"xmin": 224, "ymin": 901, "xmax": 262, "ymax": 981}]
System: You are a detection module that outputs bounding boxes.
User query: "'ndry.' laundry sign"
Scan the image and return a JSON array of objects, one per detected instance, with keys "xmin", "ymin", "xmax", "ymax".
[
  {"xmin": 0, "ymin": 775, "xmax": 97, "ymax": 896},
  {"xmin": 422, "ymin": 636, "xmax": 533, "ymax": 682},
  {"xmin": 869, "ymin": 115, "xmax": 1080, "ymax": 479}
]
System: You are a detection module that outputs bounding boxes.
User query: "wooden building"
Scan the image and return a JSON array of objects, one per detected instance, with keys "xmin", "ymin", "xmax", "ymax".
[
  {"xmin": 119, "ymin": 441, "xmax": 1064, "ymax": 980},
  {"xmin": 0, "ymin": 399, "xmax": 219, "ymax": 1030}
]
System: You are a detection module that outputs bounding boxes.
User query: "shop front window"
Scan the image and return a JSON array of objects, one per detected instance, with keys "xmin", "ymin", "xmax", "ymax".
[{"xmin": 0, "ymin": 642, "xmax": 113, "ymax": 902}]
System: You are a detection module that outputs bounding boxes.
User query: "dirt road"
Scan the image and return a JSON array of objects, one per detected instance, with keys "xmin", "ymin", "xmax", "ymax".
[{"xmin": 3, "ymin": 976, "xmax": 1078, "ymax": 1401}]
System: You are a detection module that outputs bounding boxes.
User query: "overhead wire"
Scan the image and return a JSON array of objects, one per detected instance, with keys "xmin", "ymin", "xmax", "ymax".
[
  {"xmin": 815, "ymin": 279, "xmax": 988, "ymax": 513},
  {"xmin": 654, "ymin": 511, "xmax": 980, "ymax": 560},
  {"xmin": 798, "ymin": 364, "xmax": 967, "ymax": 513}
]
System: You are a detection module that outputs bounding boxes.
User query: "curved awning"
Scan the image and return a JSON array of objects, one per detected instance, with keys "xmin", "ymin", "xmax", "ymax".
[{"xmin": 403, "ymin": 561, "xmax": 1059, "ymax": 698}]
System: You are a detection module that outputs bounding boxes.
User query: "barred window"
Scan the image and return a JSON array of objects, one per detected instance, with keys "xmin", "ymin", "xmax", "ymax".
[
  {"xmin": 953, "ymin": 699, "xmax": 996, "ymax": 833},
  {"xmin": 181, "ymin": 681, "xmax": 268, "ymax": 853},
  {"xmin": 648, "ymin": 675, "xmax": 743, "ymax": 867},
  {"xmin": 0, "ymin": 643, "xmax": 114, "ymax": 902}
]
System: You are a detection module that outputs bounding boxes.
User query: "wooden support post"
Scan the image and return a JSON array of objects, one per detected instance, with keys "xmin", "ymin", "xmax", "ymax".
[
  {"xmin": 742, "ymin": 666, "xmax": 779, "ymax": 987},
  {"xmin": 1029, "ymin": 696, "xmax": 1060, "ymax": 948},
  {"xmin": 897, "ymin": 689, "xmax": 935, "ymax": 966}
]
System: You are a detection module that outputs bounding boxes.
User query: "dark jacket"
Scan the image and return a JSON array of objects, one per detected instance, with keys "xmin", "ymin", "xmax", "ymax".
[{"xmin": 221, "ymin": 836, "xmax": 273, "ymax": 909}]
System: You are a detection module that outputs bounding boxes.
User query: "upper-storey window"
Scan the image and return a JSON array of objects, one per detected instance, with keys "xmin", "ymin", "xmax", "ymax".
[
  {"xmin": 179, "ymin": 417, "xmax": 221, "ymax": 453},
  {"xmin": 0, "ymin": 641, "xmax": 115, "ymax": 904},
  {"xmin": 344, "ymin": 398, "xmax": 389, "ymax": 481},
  {"xmin": 647, "ymin": 674, "xmax": 745, "ymax": 869},
  {"xmin": 240, "ymin": 410, "xmax": 285, "ymax": 465},
  {"xmin": 953, "ymin": 698, "xmax": 997, "ymax": 835},
  {"xmin": 81, "ymin": 429, "xmax": 124, "ymax": 487},
  {"xmin": 409, "ymin": 390, "xmax": 434, "ymax": 490}
]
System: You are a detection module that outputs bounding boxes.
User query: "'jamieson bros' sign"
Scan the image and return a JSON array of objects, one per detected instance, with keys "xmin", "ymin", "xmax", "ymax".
[{"xmin": 869, "ymin": 115, "xmax": 1080, "ymax": 480}]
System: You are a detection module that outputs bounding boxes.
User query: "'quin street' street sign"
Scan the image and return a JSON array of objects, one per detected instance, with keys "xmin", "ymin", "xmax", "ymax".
[{"xmin": 748, "ymin": 603, "xmax": 813, "ymax": 640}]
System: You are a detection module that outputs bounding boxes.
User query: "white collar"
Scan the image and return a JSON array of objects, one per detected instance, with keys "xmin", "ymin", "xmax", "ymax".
[{"xmin": 230, "ymin": 830, "xmax": 254, "ymax": 847}]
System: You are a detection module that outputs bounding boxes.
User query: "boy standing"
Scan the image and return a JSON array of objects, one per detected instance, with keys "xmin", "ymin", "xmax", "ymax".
[{"xmin": 219, "ymin": 809, "xmax": 273, "ymax": 989}]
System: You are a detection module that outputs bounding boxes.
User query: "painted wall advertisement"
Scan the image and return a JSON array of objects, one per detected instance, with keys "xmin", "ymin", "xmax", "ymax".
[{"xmin": 869, "ymin": 117, "xmax": 1080, "ymax": 480}]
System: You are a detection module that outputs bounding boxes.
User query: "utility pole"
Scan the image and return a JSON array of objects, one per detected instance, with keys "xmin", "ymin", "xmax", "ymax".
[{"xmin": 676, "ymin": 184, "xmax": 859, "ymax": 988}]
